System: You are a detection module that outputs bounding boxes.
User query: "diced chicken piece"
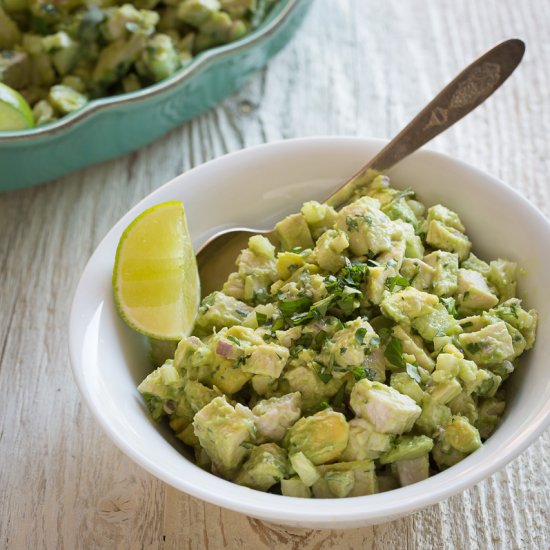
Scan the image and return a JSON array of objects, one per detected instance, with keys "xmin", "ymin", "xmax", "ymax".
[
  {"xmin": 336, "ymin": 196, "xmax": 395, "ymax": 255},
  {"xmin": 350, "ymin": 379, "xmax": 422, "ymax": 434},
  {"xmin": 456, "ymin": 268, "xmax": 498, "ymax": 313},
  {"xmin": 252, "ymin": 392, "xmax": 301, "ymax": 444}
]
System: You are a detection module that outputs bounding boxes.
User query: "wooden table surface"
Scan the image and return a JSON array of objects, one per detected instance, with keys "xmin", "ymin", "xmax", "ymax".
[{"xmin": 2, "ymin": 0, "xmax": 549, "ymax": 548}]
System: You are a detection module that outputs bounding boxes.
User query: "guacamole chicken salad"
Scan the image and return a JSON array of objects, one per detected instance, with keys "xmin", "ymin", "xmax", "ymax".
[{"xmin": 136, "ymin": 176, "xmax": 537, "ymax": 498}]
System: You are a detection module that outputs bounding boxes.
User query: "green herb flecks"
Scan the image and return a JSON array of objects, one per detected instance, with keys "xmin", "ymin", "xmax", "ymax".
[
  {"xmin": 384, "ymin": 337, "xmax": 405, "ymax": 368},
  {"xmin": 385, "ymin": 275, "xmax": 410, "ymax": 292},
  {"xmin": 405, "ymin": 363, "xmax": 421, "ymax": 383},
  {"xmin": 441, "ymin": 297, "xmax": 458, "ymax": 317}
]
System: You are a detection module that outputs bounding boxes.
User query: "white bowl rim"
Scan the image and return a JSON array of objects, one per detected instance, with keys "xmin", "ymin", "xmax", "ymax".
[{"xmin": 69, "ymin": 136, "xmax": 550, "ymax": 524}]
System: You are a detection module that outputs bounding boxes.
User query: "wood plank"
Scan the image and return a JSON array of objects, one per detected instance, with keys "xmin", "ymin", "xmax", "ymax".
[{"xmin": 0, "ymin": 0, "xmax": 548, "ymax": 548}]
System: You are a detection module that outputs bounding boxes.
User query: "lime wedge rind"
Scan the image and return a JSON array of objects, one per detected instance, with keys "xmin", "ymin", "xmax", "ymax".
[
  {"xmin": 112, "ymin": 201, "xmax": 200, "ymax": 341},
  {"xmin": 0, "ymin": 82, "xmax": 34, "ymax": 131}
]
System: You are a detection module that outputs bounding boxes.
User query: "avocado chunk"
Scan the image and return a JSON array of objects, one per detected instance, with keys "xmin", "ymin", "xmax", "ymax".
[
  {"xmin": 234, "ymin": 443, "xmax": 290, "ymax": 491},
  {"xmin": 322, "ymin": 317, "xmax": 379, "ymax": 375},
  {"xmin": 391, "ymin": 324, "xmax": 435, "ymax": 371},
  {"xmin": 93, "ymin": 34, "xmax": 147, "ymax": 89},
  {"xmin": 137, "ymin": 360, "xmax": 185, "ymax": 420},
  {"xmin": 492, "ymin": 298, "xmax": 537, "ymax": 349},
  {"xmin": 340, "ymin": 418, "xmax": 393, "ymax": 461},
  {"xmin": 382, "ymin": 197, "xmax": 419, "ymax": 230},
  {"xmin": 400, "ymin": 258, "xmax": 434, "ymax": 292},
  {"xmin": 323, "ymin": 470, "xmax": 355, "ymax": 498},
  {"xmin": 390, "ymin": 372, "xmax": 425, "ymax": 404},
  {"xmin": 424, "ymin": 250, "xmax": 459, "ymax": 297},
  {"xmin": 393, "ymin": 219, "xmax": 424, "ymax": 259},
  {"xmin": 284, "ymin": 409, "xmax": 349, "ymax": 465},
  {"xmin": 0, "ymin": 7, "xmax": 21, "ymax": 49},
  {"xmin": 350, "ymin": 379, "xmax": 422, "ymax": 434},
  {"xmin": 488, "ymin": 259, "xmax": 517, "ymax": 302},
  {"xmin": 448, "ymin": 392, "xmax": 478, "ymax": 424},
  {"xmin": 475, "ymin": 397, "xmax": 506, "ymax": 439},
  {"xmin": 426, "ymin": 204, "xmax": 466, "ymax": 232},
  {"xmin": 315, "ymin": 460, "xmax": 378, "ymax": 497},
  {"xmin": 415, "ymin": 395, "xmax": 452, "ymax": 437},
  {"xmin": 379, "ymin": 434, "xmax": 433, "ymax": 464},
  {"xmin": 275, "ymin": 213, "xmax": 314, "ymax": 251},
  {"xmin": 281, "ymin": 477, "xmax": 311, "ymax": 498},
  {"xmin": 461, "ymin": 252, "xmax": 491, "ymax": 275},
  {"xmin": 441, "ymin": 415, "xmax": 482, "ymax": 454},
  {"xmin": 283, "ymin": 365, "xmax": 343, "ymax": 412},
  {"xmin": 411, "ymin": 303, "xmax": 461, "ymax": 342},
  {"xmin": 301, "ymin": 201, "xmax": 338, "ymax": 239},
  {"xmin": 184, "ymin": 380, "xmax": 221, "ymax": 413},
  {"xmin": 426, "ymin": 220, "xmax": 471, "ymax": 260},
  {"xmin": 289, "ymin": 451, "xmax": 321, "ymax": 487},
  {"xmin": 365, "ymin": 264, "xmax": 395, "ymax": 305},
  {"xmin": 192, "ymin": 396, "xmax": 256, "ymax": 479},
  {"xmin": 312, "ymin": 229, "xmax": 349, "ymax": 273},
  {"xmin": 174, "ymin": 335, "xmax": 213, "ymax": 383},
  {"xmin": 428, "ymin": 378, "xmax": 462, "ymax": 405}
]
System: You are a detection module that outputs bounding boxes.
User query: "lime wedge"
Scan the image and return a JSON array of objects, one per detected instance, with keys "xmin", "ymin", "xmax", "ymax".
[
  {"xmin": 112, "ymin": 201, "xmax": 200, "ymax": 340},
  {"xmin": 0, "ymin": 82, "xmax": 34, "ymax": 131}
]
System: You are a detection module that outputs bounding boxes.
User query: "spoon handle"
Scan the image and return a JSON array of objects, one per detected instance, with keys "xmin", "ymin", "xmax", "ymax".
[{"xmin": 325, "ymin": 38, "xmax": 525, "ymax": 208}]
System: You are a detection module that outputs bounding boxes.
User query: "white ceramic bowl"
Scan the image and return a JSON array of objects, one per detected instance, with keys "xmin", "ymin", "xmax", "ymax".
[{"xmin": 69, "ymin": 137, "xmax": 550, "ymax": 529}]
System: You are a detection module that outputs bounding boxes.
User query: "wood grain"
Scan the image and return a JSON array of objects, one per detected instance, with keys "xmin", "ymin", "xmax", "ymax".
[{"xmin": 1, "ymin": 1, "xmax": 549, "ymax": 548}]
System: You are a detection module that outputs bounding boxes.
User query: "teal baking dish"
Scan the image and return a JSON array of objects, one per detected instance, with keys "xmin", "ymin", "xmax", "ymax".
[{"xmin": 0, "ymin": 0, "xmax": 312, "ymax": 192}]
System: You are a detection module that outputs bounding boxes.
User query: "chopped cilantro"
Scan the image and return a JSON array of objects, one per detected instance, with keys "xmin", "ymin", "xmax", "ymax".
[
  {"xmin": 256, "ymin": 311, "xmax": 267, "ymax": 326},
  {"xmin": 377, "ymin": 327, "xmax": 392, "ymax": 345},
  {"xmin": 385, "ymin": 275, "xmax": 410, "ymax": 292},
  {"xmin": 352, "ymin": 366, "xmax": 377, "ymax": 381},
  {"xmin": 384, "ymin": 337, "xmax": 405, "ymax": 368},
  {"xmin": 465, "ymin": 341, "xmax": 484, "ymax": 354},
  {"xmin": 355, "ymin": 327, "xmax": 367, "ymax": 345},
  {"xmin": 311, "ymin": 295, "xmax": 334, "ymax": 316},
  {"xmin": 346, "ymin": 216, "xmax": 360, "ymax": 231},
  {"xmin": 312, "ymin": 362, "xmax": 332, "ymax": 383},
  {"xmin": 279, "ymin": 295, "xmax": 312, "ymax": 315},
  {"xmin": 391, "ymin": 188, "xmax": 416, "ymax": 202},
  {"xmin": 441, "ymin": 297, "xmax": 458, "ymax": 317},
  {"xmin": 477, "ymin": 377, "xmax": 495, "ymax": 396},
  {"xmin": 405, "ymin": 363, "xmax": 421, "ymax": 383},
  {"xmin": 331, "ymin": 384, "xmax": 346, "ymax": 411}
]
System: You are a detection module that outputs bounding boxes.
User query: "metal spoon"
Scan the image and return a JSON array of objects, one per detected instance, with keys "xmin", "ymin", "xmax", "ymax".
[{"xmin": 197, "ymin": 38, "xmax": 525, "ymax": 297}]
